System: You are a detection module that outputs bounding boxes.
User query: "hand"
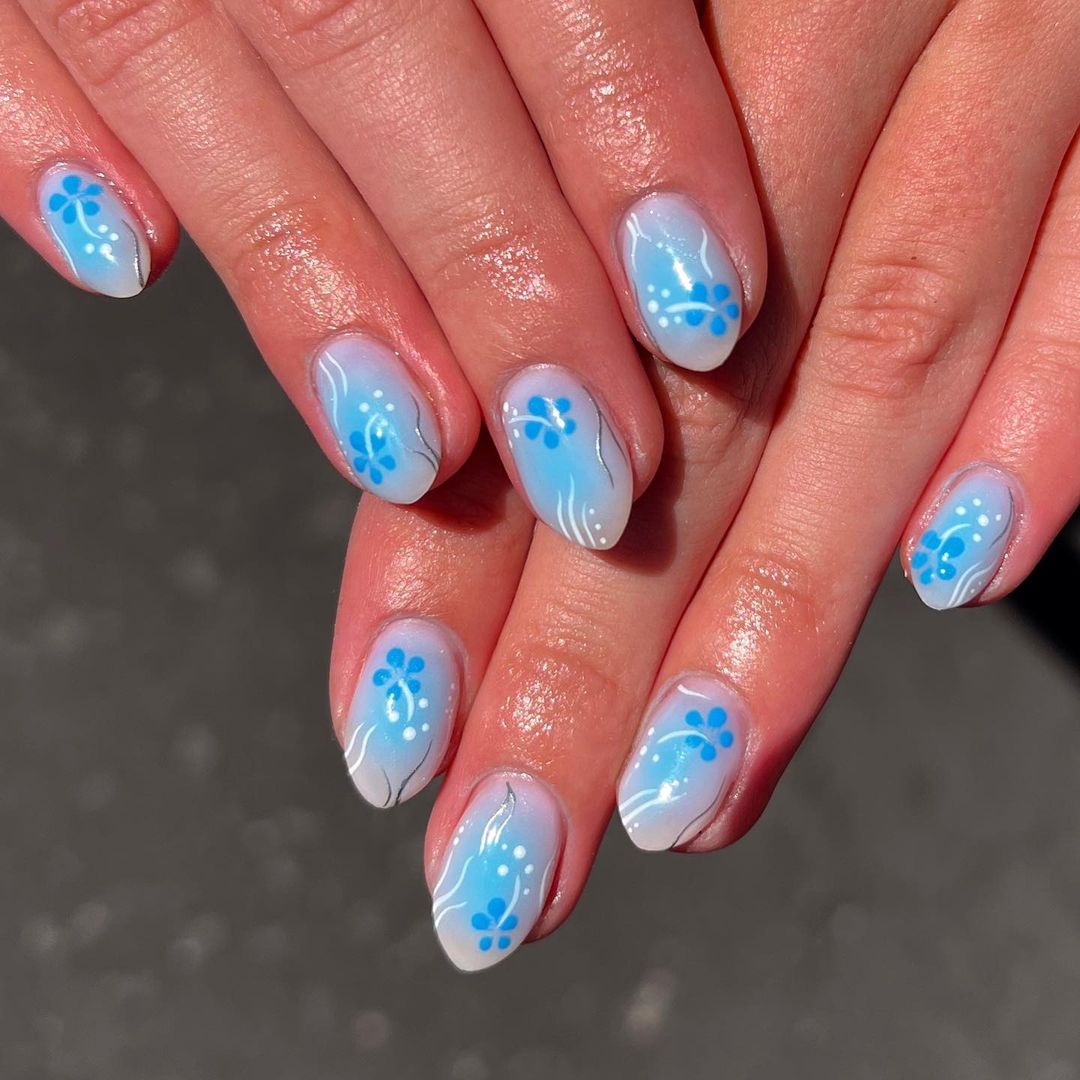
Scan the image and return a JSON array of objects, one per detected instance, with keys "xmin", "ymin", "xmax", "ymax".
[
  {"xmin": 0, "ymin": 0, "xmax": 766, "ymax": 546},
  {"xmin": 328, "ymin": 0, "xmax": 1080, "ymax": 971}
]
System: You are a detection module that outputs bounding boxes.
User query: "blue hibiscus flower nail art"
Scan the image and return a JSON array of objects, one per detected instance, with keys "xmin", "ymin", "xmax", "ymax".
[
  {"xmin": 471, "ymin": 897, "xmax": 519, "ymax": 952},
  {"xmin": 683, "ymin": 706, "xmax": 735, "ymax": 761},
  {"xmin": 372, "ymin": 647, "xmax": 424, "ymax": 696},
  {"xmin": 910, "ymin": 529, "xmax": 966, "ymax": 585},
  {"xmin": 48, "ymin": 174, "xmax": 104, "ymax": 224},
  {"xmin": 349, "ymin": 428, "xmax": 397, "ymax": 485},
  {"xmin": 522, "ymin": 395, "xmax": 577, "ymax": 449}
]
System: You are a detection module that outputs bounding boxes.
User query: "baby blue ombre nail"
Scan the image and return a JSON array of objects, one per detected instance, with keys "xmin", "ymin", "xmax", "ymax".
[
  {"xmin": 314, "ymin": 333, "xmax": 442, "ymax": 504},
  {"xmin": 620, "ymin": 192, "xmax": 743, "ymax": 372},
  {"xmin": 908, "ymin": 465, "xmax": 1019, "ymax": 611},
  {"xmin": 38, "ymin": 164, "xmax": 149, "ymax": 299},
  {"xmin": 343, "ymin": 618, "xmax": 460, "ymax": 809},
  {"xmin": 618, "ymin": 675, "xmax": 747, "ymax": 852},
  {"xmin": 500, "ymin": 365, "xmax": 632, "ymax": 549},
  {"xmin": 431, "ymin": 774, "xmax": 563, "ymax": 973}
]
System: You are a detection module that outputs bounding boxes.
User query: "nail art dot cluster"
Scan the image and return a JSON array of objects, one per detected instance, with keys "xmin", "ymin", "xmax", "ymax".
[
  {"xmin": 644, "ymin": 280, "xmax": 740, "ymax": 337},
  {"xmin": 371, "ymin": 647, "xmax": 431, "ymax": 742},
  {"xmin": 348, "ymin": 387, "xmax": 399, "ymax": 485}
]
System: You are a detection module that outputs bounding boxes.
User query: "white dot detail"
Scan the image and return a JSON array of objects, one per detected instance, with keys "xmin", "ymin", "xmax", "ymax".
[
  {"xmin": 513, "ymin": 845, "xmax": 526, "ymax": 860},
  {"xmin": 497, "ymin": 864, "xmax": 509, "ymax": 877},
  {"xmin": 402, "ymin": 727, "xmax": 416, "ymax": 741}
]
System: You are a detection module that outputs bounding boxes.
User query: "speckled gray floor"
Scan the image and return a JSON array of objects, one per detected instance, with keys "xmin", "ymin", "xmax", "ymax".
[{"xmin": 2, "ymin": 233, "xmax": 1078, "ymax": 1080}]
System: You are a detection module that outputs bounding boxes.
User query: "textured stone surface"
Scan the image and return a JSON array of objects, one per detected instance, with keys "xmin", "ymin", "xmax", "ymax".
[{"xmin": 2, "ymin": 230, "xmax": 1078, "ymax": 1079}]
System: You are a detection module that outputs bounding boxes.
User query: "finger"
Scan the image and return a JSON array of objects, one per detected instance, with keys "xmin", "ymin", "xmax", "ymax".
[
  {"xmin": 0, "ymin": 0, "xmax": 176, "ymax": 297},
  {"xmin": 475, "ymin": 0, "xmax": 766, "ymax": 373},
  {"xmin": 624, "ymin": 0, "xmax": 1080, "ymax": 854},
  {"xmin": 218, "ymin": 0, "xmax": 666, "ymax": 548},
  {"xmin": 902, "ymin": 130, "xmax": 1080, "ymax": 609},
  {"xmin": 331, "ymin": 438, "xmax": 533, "ymax": 808},
  {"xmin": 421, "ymin": 1, "xmax": 954, "ymax": 969},
  {"xmin": 19, "ymin": 0, "xmax": 480, "ymax": 504}
]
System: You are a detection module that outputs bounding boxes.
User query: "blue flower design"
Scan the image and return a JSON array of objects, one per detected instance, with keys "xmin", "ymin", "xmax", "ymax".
[
  {"xmin": 911, "ymin": 529, "xmax": 966, "ymax": 585},
  {"xmin": 470, "ymin": 897, "xmax": 519, "ymax": 952},
  {"xmin": 48, "ymin": 174, "xmax": 104, "ymax": 225},
  {"xmin": 372, "ymin": 647, "xmax": 425, "ymax": 703},
  {"xmin": 685, "ymin": 281, "xmax": 741, "ymax": 337},
  {"xmin": 684, "ymin": 706, "xmax": 734, "ymax": 761},
  {"xmin": 523, "ymin": 395, "xmax": 576, "ymax": 449},
  {"xmin": 349, "ymin": 428, "xmax": 396, "ymax": 485}
]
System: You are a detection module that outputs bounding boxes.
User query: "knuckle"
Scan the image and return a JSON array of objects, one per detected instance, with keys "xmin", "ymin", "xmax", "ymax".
[
  {"xmin": 718, "ymin": 542, "xmax": 831, "ymax": 650},
  {"xmin": 660, "ymin": 380, "xmax": 747, "ymax": 473},
  {"xmin": 811, "ymin": 257, "xmax": 964, "ymax": 408},
  {"xmin": 48, "ymin": 0, "xmax": 204, "ymax": 88},
  {"xmin": 263, "ymin": 0, "xmax": 410, "ymax": 73},
  {"xmin": 221, "ymin": 193, "xmax": 339, "ymax": 301}
]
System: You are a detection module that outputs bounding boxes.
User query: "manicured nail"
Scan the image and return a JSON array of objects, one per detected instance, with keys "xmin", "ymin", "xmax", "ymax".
[
  {"xmin": 499, "ymin": 365, "xmax": 632, "ymax": 549},
  {"xmin": 313, "ymin": 333, "xmax": 442, "ymax": 504},
  {"xmin": 38, "ymin": 163, "xmax": 149, "ymax": 299},
  {"xmin": 342, "ymin": 618, "xmax": 460, "ymax": 808},
  {"xmin": 620, "ymin": 192, "xmax": 743, "ymax": 372},
  {"xmin": 431, "ymin": 774, "xmax": 562, "ymax": 972},
  {"xmin": 618, "ymin": 675, "xmax": 747, "ymax": 852},
  {"xmin": 908, "ymin": 465, "xmax": 1018, "ymax": 611}
]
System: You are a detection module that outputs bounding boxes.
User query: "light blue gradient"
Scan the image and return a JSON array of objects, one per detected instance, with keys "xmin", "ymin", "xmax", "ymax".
[
  {"xmin": 618, "ymin": 675, "xmax": 746, "ymax": 852},
  {"xmin": 432, "ymin": 775, "xmax": 562, "ymax": 972},
  {"xmin": 314, "ymin": 333, "xmax": 441, "ymax": 504},
  {"xmin": 621, "ymin": 192, "xmax": 742, "ymax": 372},
  {"xmin": 909, "ymin": 466, "xmax": 1017, "ymax": 611},
  {"xmin": 500, "ymin": 365, "xmax": 631, "ymax": 549},
  {"xmin": 38, "ymin": 164, "xmax": 148, "ymax": 299},
  {"xmin": 343, "ymin": 618, "xmax": 459, "ymax": 808}
]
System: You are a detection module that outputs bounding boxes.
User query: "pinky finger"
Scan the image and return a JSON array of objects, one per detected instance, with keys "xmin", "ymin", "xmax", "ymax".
[
  {"xmin": 902, "ymin": 131, "xmax": 1080, "ymax": 611},
  {"xmin": 0, "ymin": 1, "xmax": 176, "ymax": 297}
]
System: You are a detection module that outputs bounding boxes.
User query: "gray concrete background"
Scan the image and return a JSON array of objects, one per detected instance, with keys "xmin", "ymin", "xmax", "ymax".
[{"xmin": 1, "ymin": 232, "xmax": 1078, "ymax": 1080}]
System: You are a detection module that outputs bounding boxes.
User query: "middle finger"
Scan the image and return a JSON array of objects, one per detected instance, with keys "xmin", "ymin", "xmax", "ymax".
[{"xmin": 225, "ymin": 0, "xmax": 667, "ymax": 549}]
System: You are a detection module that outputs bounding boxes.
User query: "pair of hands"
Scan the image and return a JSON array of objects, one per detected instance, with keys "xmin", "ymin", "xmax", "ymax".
[{"xmin": 5, "ymin": 0, "xmax": 1079, "ymax": 971}]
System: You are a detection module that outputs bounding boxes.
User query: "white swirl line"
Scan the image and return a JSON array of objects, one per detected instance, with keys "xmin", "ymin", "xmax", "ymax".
[
  {"xmin": 347, "ymin": 726, "xmax": 378, "ymax": 774},
  {"xmin": 618, "ymin": 787, "xmax": 659, "ymax": 814},
  {"xmin": 621, "ymin": 791, "xmax": 686, "ymax": 826},
  {"xmin": 698, "ymin": 228, "xmax": 713, "ymax": 278},
  {"xmin": 433, "ymin": 900, "xmax": 467, "ymax": 929},
  {"xmin": 565, "ymin": 475, "xmax": 588, "ymax": 547},
  {"xmin": 502, "ymin": 874, "xmax": 523, "ymax": 924},
  {"xmin": 433, "ymin": 855, "xmax": 474, "ymax": 911}
]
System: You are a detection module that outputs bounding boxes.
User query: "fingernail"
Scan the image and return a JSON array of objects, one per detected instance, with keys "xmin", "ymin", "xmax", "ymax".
[
  {"xmin": 38, "ymin": 163, "xmax": 149, "ymax": 299},
  {"xmin": 620, "ymin": 192, "xmax": 743, "ymax": 372},
  {"xmin": 342, "ymin": 618, "xmax": 460, "ymax": 808},
  {"xmin": 313, "ymin": 333, "xmax": 442, "ymax": 504},
  {"xmin": 618, "ymin": 675, "xmax": 747, "ymax": 852},
  {"xmin": 431, "ymin": 774, "xmax": 562, "ymax": 973},
  {"xmin": 499, "ymin": 364, "xmax": 632, "ymax": 549},
  {"xmin": 908, "ymin": 465, "xmax": 1019, "ymax": 611}
]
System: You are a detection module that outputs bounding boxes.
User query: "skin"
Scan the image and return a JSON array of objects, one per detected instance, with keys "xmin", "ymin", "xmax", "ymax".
[
  {"xmin": 1, "ymin": 0, "xmax": 767, "ymax": 529},
  {"xmin": 331, "ymin": 0, "xmax": 1080, "ymax": 963},
  {"xmin": 1, "ymin": 0, "xmax": 1077, "ymax": 965}
]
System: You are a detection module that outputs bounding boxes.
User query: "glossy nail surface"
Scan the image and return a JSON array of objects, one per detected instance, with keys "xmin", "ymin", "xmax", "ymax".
[
  {"xmin": 431, "ymin": 774, "xmax": 562, "ymax": 973},
  {"xmin": 909, "ymin": 466, "xmax": 1018, "ymax": 611},
  {"xmin": 314, "ymin": 333, "xmax": 441, "ymax": 504},
  {"xmin": 38, "ymin": 164, "xmax": 149, "ymax": 299},
  {"xmin": 343, "ymin": 619, "xmax": 459, "ymax": 808},
  {"xmin": 618, "ymin": 675, "xmax": 746, "ymax": 852},
  {"xmin": 621, "ymin": 192, "xmax": 742, "ymax": 372},
  {"xmin": 500, "ymin": 365, "xmax": 631, "ymax": 549}
]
